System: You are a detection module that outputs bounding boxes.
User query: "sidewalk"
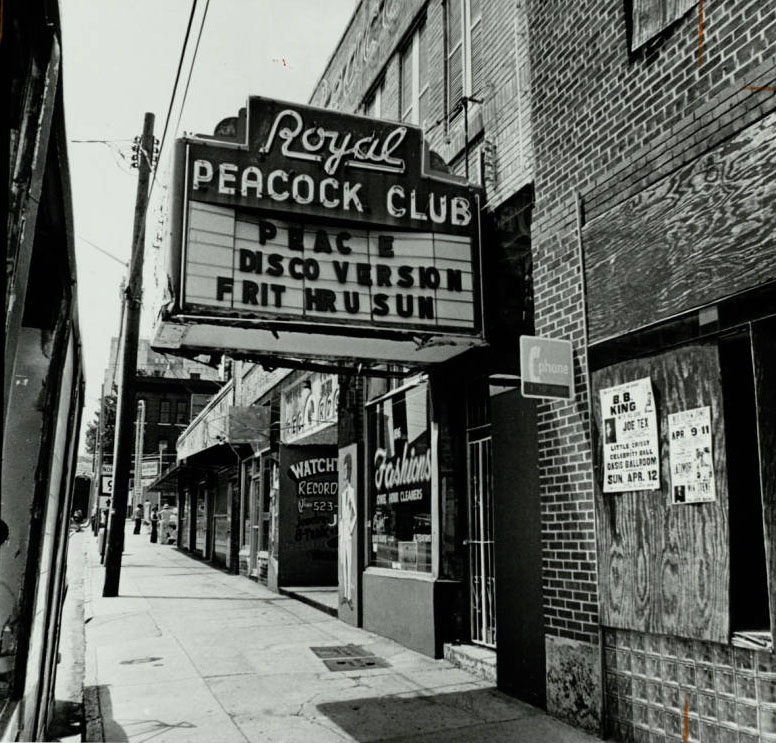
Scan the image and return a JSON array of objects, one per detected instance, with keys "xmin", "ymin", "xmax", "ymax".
[{"xmin": 78, "ymin": 525, "xmax": 602, "ymax": 743}]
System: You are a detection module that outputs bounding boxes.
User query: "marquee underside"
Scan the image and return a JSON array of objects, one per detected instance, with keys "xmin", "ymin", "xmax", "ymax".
[{"xmin": 152, "ymin": 319, "xmax": 487, "ymax": 371}]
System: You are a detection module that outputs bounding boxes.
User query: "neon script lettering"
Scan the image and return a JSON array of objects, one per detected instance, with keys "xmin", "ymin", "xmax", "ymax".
[{"xmin": 260, "ymin": 108, "xmax": 407, "ymax": 176}]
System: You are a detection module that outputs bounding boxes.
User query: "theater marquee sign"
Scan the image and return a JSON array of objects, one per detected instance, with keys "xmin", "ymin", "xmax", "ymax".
[{"xmin": 154, "ymin": 96, "xmax": 485, "ymax": 368}]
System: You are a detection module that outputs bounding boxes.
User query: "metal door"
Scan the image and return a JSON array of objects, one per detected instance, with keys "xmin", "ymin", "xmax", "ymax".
[{"xmin": 468, "ymin": 434, "xmax": 496, "ymax": 647}]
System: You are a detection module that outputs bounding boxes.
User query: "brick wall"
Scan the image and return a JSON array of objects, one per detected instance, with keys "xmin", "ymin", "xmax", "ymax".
[
  {"xmin": 310, "ymin": 0, "xmax": 534, "ymax": 211},
  {"xmin": 528, "ymin": 0, "xmax": 776, "ymax": 643},
  {"xmin": 528, "ymin": 0, "xmax": 776, "ymax": 732}
]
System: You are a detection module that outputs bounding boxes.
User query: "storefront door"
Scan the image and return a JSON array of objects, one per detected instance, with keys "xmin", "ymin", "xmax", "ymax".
[
  {"xmin": 247, "ymin": 456, "xmax": 261, "ymax": 578},
  {"xmin": 195, "ymin": 485, "xmax": 207, "ymax": 555},
  {"xmin": 467, "ymin": 385, "xmax": 496, "ymax": 648}
]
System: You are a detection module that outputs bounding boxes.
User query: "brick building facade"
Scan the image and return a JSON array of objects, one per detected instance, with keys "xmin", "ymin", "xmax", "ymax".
[{"xmin": 527, "ymin": 0, "xmax": 776, "ymax": 740}]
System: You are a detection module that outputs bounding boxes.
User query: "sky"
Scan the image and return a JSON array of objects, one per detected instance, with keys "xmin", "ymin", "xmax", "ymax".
[{"xmin": 59, "ymin": 0, "xmax": 358, "ymax": 447}]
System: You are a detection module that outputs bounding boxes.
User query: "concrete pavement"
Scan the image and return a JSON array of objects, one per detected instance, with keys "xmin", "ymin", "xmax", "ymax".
[{"xmin": 72, "ymin": 523, "xmax": 601, "ymax": 743}]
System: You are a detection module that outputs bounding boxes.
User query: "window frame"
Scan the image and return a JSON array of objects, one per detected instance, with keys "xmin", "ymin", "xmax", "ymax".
[
  {"xmin": 400, "ymin": 22, "xmax": 429, "ymax": 127},
  {"xmin": 446, "ymin": 0, "xmax": 483, "ymax": 122},
  {"xmin": 363, "ymin": 79, "xmax": 383, "ymax": 120}
]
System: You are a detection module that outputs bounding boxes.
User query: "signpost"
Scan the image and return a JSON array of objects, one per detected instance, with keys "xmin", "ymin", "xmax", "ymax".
[
  {"xmin": 153, "ymin": 97, "xmax": 485, "ymax": 369},
  {"xmin": 519, "ymin": 336, "xmax": 574, "ymax": 400}
]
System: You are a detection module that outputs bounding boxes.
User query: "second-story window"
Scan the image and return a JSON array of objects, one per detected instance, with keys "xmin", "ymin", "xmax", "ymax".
[
  {"xmin": 175, "ymin": 400, "xmax": 188, "ymax": 424},
  {"xmin": 446, "ymin": 0, "xmax": 483, "ymax": 121},
  {"xmin": 364, "ymin": 81, "xmax": 383, "ymax": 119},
  {"xmin": 159, "ymin": 400, "xmax": 171, "ymax": 425},
  {"xmin": 630, "ymin": 0, "xmax": 696, "ymax": 51},
  {"xmin": 400, "ymin": 23, "xmax": 428, "ymax": 127}
]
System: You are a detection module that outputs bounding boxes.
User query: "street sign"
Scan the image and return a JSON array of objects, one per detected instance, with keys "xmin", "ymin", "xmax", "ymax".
[
  {"xmin": 519, "ymin": 336, "xmax": 574, "ymax": 400},
  {"xmin": 101, "ymin": 475, "xmax": 113, "ymax": 495},
  {"xmin": 101, "ymin": 463, "xmax": 113, "ymax": 476}
]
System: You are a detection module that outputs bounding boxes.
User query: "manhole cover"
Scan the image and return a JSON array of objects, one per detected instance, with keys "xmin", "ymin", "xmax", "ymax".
[
  {"xmin": 323, "ymin": 657, "xmax": 390, "ymax": 671},
  {"xmin": 310, "ymin": 645, "xmax": 370, "ymax": 659},
  {"xmin": 310, "ymin": 645, "xmax": 389, "ymax": 671}
]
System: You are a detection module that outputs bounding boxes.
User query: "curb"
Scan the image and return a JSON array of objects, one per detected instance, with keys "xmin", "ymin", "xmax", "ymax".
[{"xmin": 82, "ymin": 535, "xmax": 104, "ymax": 742}]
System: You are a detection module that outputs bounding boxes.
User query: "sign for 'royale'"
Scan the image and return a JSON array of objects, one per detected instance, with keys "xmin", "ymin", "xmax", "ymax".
[{"xmin": 166, "ymin": 97, "xmax": 483, "ymax": 340}]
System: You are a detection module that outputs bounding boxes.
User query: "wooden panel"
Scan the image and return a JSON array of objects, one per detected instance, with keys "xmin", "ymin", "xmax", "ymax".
[
  {"xmin": 583, "ymin": 111, "xmax": 776, "ymax": 344},
  {"xmin": 632, "ymin": 0, "xmax": 696, "ymax": 51},
  {"xmin": 592, "ymin": 343, "xmax": 729, "ymax": 641},
  {"xmin": 751, "ymin": 318, "xmax": 776, "ymax": 641}
]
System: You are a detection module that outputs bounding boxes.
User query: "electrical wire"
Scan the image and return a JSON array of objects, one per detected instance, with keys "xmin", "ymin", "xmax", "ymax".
[
  {"xmin": 154, "ymin": 0, "xmax": 199, "ymax": 193},
  {"xmin": 126, "ymin": 0, "xmax": 209, "ymax": 302},
  {"xmin": 77, "ymin": 236, "xmax": 129, "ymax": 267},
  {"xmin": 171, "ymin": 0, "xmax": 211, "ymax": 150}
]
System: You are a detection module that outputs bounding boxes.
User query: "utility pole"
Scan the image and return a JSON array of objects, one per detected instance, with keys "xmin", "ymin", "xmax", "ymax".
[{"xmin": 103, "ymin": 112, "xmax": 155, "ymax": 596}]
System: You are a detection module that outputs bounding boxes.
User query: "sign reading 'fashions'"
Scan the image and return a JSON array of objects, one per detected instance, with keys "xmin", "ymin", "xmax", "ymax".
[
  {"xmin": 600, "ymin": 377, "xmax": 661, "ymax": 493},
  {"xmin": 154, "ymin": 96, "xmax": 484, "ymax": 368}
]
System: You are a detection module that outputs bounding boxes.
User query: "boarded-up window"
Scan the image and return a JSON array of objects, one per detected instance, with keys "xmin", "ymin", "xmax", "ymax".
[
  {"xmin": 631, "ymin": 0, "xmax": 696, "ymax": 51},
  {"xmin": 592, "ymin": 343, "xmax": 730, "ymax": 642}
]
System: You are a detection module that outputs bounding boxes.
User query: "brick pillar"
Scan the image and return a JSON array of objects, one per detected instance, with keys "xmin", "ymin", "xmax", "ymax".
[{"xmin": 532, "ymin": 207, "xmax": 601, "ymax": 733}]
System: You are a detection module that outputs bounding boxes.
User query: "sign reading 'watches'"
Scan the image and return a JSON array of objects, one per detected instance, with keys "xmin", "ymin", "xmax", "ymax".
[{"xmin": 158, "ymin": 96, "xmax": 484, "ymax": 364}]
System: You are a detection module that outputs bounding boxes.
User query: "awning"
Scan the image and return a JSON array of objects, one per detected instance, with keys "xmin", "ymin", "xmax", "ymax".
[{"xmin": 147, "ymin": 443, "xmax": 253, "ymax": 493}]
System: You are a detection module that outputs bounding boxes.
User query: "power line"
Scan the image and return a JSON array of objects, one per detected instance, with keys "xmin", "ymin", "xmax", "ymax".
[
  {"xmin": 77, "ymin": 236, "xmax": 129, "ymax": 267},
  {"xmin": 171, "ymin": 0, "xmax": 211, "ymax": 148},
  {"xmin": 126, "ymin": 0, "xmax": 204, "ymax": 302},
  {"xmin": 152, "ymin": 0, "xmax": 200, "ymax": 201}
]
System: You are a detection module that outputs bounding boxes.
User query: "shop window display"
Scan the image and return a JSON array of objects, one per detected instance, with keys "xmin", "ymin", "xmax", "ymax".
[{"xmin": 367, "ymin": 382, "xmax": 432, "ymax": 573}]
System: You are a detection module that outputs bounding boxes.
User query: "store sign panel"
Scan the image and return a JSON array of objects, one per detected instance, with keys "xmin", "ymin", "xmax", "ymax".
[
  {"xmin": 281, "ymin": 372, "xmax": 339, "ymax": 445},
  {"xmin": 156, "ymin": 96, "xmax": 484, "ymax": 368},
  {"xmin": 186, "ymin": 97, "xmax": 473, "ymax": 234},
  {"xmin": 183, "ymin": 205, "xmax": 476, "ymax": 332},
  {"xmin": 520, "ymin": 336, "xmax": 574, "ymax": 400}
]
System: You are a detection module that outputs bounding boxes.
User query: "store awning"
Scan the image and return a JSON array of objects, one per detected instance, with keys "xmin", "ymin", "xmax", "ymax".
[{"xmin": 175, "ymin": 381, "xmax": 271, "ymax": 463}]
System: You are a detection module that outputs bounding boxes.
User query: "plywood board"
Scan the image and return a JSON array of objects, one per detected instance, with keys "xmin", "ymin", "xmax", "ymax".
[
  {"xmin": 583, "ymin": 111, "xmax": 776, "ymax": 344},
  {"xmin": 592, "ymin": 343, "xmax": 729, "ymax": 642}
]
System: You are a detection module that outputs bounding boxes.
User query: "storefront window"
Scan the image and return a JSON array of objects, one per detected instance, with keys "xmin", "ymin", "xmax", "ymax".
[{"xmin": 367, "ymin": 382, "xmax": 432, "ymax": 573}]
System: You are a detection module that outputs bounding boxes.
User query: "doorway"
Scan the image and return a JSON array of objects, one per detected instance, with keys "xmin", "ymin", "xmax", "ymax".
[{"xmin": 467, "ymin": 383, "xmax": 496, "ymax": 648}]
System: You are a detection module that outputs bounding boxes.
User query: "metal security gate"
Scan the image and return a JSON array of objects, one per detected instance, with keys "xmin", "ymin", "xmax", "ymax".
[{"xmin": 468, "ymin": 435, "xmax": 496, "ymax": 647}]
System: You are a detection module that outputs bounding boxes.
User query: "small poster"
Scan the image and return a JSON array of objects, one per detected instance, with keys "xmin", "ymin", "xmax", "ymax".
[
  {"xmin": 668, "ymin": 406, "xmax": 715, "ymax": 504},
  {"xmin": 600, "ymin": 377, "xmax": 660, "ymax": 493}
]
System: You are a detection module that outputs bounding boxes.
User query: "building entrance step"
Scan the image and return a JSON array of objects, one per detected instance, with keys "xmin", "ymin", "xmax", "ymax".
[
  {"xmin": 444, "ymin": 642, "xmax": 497, "ymax": 683},
  {"xmin": 279, "ymin": 585, "xmax": 338, "ymax": 616}
]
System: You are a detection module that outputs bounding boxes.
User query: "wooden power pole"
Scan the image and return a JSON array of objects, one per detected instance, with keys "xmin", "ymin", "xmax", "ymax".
[{"xmin": 103, "ymin": 112, "xmax": 155, "ymax": 596}]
